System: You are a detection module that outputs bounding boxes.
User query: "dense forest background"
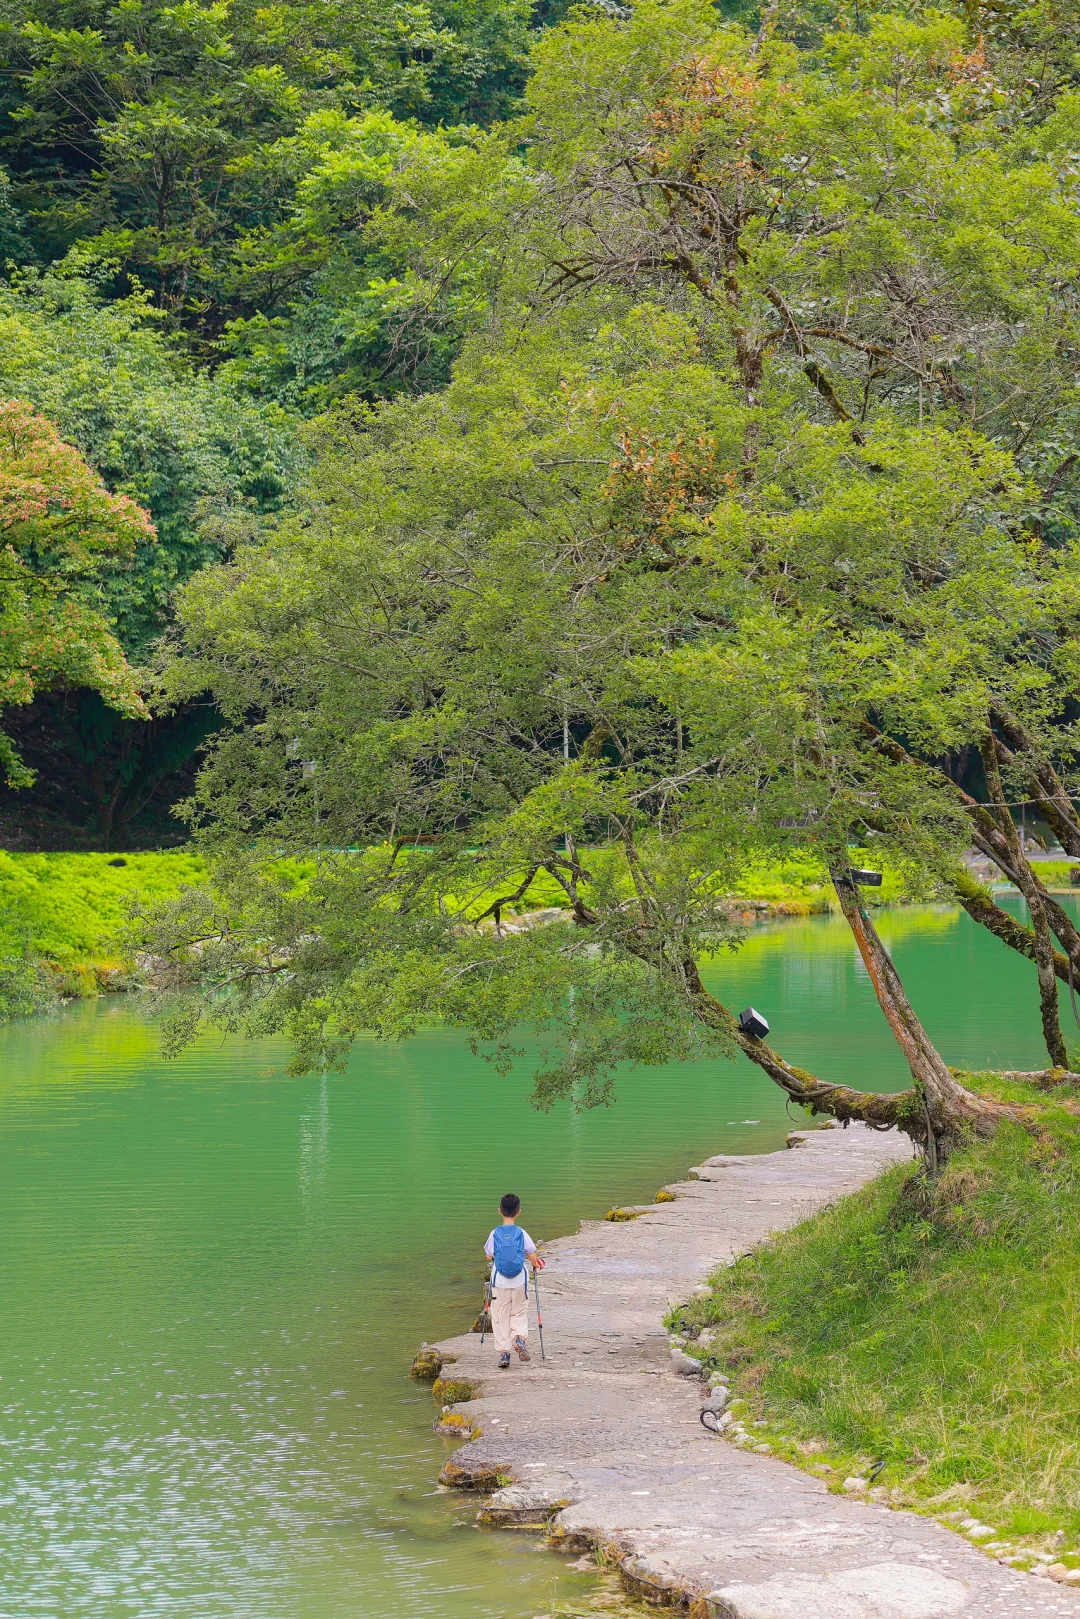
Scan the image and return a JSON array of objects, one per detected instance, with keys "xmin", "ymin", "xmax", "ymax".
[
  {"xmin": 0, "ymin": 0, "xmax": 574, "ymax": 846},
  {"xmin": 0, "ymin": 0, "xmax": 1077, "ymax": 848}
]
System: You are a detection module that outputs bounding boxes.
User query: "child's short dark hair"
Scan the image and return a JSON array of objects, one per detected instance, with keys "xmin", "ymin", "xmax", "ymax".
[{"xmin": 500, "ymin": 1192, "xmax": 521, "ymax": 1217}]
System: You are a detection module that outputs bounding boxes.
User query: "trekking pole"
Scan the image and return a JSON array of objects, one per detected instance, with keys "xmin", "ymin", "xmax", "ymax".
[
  {"xmin": 532, "ymin": 1267, "xmax": 546, "ymax": 1361},
  {"xmin": 480, "ymin": 1276, "xmax": 492, "ymax": 1346}
]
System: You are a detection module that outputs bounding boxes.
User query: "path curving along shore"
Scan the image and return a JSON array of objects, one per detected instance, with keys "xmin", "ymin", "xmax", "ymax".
[{"xmin": 416, "ymin": 1125, "xmax": 1080, "ymax": 1619}]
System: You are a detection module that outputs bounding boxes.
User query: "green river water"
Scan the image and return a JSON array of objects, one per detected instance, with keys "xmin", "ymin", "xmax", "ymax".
[{"xmin": 1, "ymin": 898, "xmax": 1075, "ymax": 1619}]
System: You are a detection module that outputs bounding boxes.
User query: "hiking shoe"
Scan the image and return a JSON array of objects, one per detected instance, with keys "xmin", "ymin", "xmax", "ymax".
[
  {"xmin": 513, "ymin": 1336, "xmax": 530, "ymax": 1363},
  {"xmin": 498, "ymin": 1352, "xmax": 511, "ymax": 1369}
]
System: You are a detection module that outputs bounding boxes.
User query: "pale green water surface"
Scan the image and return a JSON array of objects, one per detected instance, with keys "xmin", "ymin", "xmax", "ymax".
[{"xmin": 0, "ymin": 898, "xmax": 1073, "ymax": 1618}]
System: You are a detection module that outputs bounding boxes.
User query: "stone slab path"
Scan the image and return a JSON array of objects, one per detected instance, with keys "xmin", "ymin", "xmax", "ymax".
[{"xmin": 428, "ymin": 1124, "xmax": 1080, "ymax": 1619}]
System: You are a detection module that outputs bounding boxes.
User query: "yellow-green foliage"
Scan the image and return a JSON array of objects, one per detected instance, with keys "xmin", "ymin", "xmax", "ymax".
[
  {"xmin": 445, "ymin": 863, "xmax": 577, "ymax": 918},
  {"xmin": 0, "ymin": 850, "xmax": 206, "ymax": 966},
  {"xmin": 0, "ymin": 846, "xmax": 905, "ymax": 986},
  {"xmin": 675, "ymin": 1090, "xmax": 1080, "ymax": 1548},
  {"xmin": 0, "ymin": 843, "xmax": 913, "ymax": 1019},
  {"xmin": 431, "ymin": 1375, "xmax": 478, "ymax": 1404}
]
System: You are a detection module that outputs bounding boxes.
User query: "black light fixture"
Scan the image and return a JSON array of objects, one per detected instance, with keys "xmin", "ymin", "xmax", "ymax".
[
  {"xmin": 739, "ymin": 1006, "xmax": 770, "ymax": 1040},
  {"xmin": 850, "ymin": 867, "xmax": 883, "ymax": 887}
]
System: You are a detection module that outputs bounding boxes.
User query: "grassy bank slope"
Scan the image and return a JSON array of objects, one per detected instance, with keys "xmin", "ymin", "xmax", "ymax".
[
  {"xmin": 0, "ymin": 850, "xmax": 205, "ymax": 1014},
  {"xmin": 674, "ymin": 1085, "xmax": 1080, "ymax": 1577},
  {"xmin": 0, "ymin": 844, "xmax": 1066, "ymax": 1021}
]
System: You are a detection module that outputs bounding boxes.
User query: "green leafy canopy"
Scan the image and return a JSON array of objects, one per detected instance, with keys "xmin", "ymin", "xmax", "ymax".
[{"xmin": 142, "ymin": 2, "xmax": 1080, "ymax": 1110}]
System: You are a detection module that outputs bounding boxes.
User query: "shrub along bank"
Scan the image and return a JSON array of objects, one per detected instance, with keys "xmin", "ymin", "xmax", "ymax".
[{"xmin": 671, "ymin": 1080, "xmax": 1080, "ymax": 1581}]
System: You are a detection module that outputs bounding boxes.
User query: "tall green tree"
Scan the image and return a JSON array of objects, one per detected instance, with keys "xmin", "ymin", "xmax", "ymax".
[
  {"xmin": 216, "ymin": 111, "xmax": 518, "ymax": 408},
  {"xmin": 0, "ymin": 272, "xmax": 300, "ymax": 649},
  {"xmin": 146, "ymin": 2, "xmax": 1080, "ymax": 1152},
  {"xmin": 516, "ymin": 0, "xmax": 1080, "ymax": 1068},
  {"xmin": 0, "ymin": 0, "xmax": 533, "ymax": 368},
  {"xmin": 147, "ymin": 332, "xmax": 1068, "ymax": 1150}
]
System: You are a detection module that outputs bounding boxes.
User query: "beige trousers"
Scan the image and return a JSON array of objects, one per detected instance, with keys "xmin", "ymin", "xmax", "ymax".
[{"xmin": 490, "ymin": 1285, "xmax": 528, "ymax": 1353}]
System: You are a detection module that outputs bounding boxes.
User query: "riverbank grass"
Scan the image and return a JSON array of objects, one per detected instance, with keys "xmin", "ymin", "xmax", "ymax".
[
  {"xmin": 0, "ymin": 844, "xmax": 898, "ymax": 1022},
  {"xmin": 672, "ymin": 1085, "xmax": 1080, "ymax": 1576},
  {"xmin": 0, "ymin": 850, "xmax": 205, "ymax": 1014},
  {"xmin": 0, "ymin": 842, "xmax": 1061, "ymax": 1022}
]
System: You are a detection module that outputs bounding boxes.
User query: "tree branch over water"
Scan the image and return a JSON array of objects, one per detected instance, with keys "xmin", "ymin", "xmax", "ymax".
[{"xmin": 143, "ymin": 0, "xmax": 1080, "ymax": 1165}]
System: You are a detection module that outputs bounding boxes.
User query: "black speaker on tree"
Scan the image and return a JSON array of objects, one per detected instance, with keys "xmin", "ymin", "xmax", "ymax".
[{"xmin": 738, "ymin": 1007, "xmax": 770, "ymax": 1040}]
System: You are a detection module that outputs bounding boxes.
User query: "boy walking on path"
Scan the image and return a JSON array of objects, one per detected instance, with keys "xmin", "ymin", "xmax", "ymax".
[{"xmin": 484, "ymin": 1193, "xmax": 544, "ymax": 1369}]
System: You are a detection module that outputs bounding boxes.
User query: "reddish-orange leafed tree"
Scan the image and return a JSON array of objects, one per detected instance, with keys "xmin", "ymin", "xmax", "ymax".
[{"xmin": 0, "ymin": 399, "xmax": 154, "ymax": 785}]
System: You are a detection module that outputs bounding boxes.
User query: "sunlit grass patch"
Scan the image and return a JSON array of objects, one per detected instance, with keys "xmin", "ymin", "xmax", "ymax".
[
  {"xmin": 0, "ymin": 849, "xmax": 207, "ymax": 966},
  {"xmin": 730, "ymin": 851, "xmax": 909, "ymax": 912},
  {"xmin": 0, "ymin": 850, "xmax": 207, "ymax": 1019}
]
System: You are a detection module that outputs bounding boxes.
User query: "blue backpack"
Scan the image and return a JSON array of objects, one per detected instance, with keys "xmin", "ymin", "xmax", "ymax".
[{"xmin": 491, "ymin": 1225, "xmax": 526, "ymax": 1282}]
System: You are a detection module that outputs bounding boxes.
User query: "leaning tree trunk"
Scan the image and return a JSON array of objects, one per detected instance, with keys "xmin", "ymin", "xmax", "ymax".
[
  {"xmin": 685, "ymin": 965, "xmax": 925, "ymax": 1134},
  {"xmin": 570, "ymin": 833, "xmax": 1024, "ymax": 1163},
  {"xmin": 961, "ymin": 831, "xmax": 1080, "ymax": 974},
  {"xmin": 827, "ymin": 864, "xmax": 1005, "ymax": 1163},
  {"xmin": 682, "ymin": 953, "xmax": 1016, "ymax": 1168},
  {"xmin": 980, "ymin": 737, "xmax": 1069, "ymax": 1070},
  {"xmin": 951, "ymin": 868, "xmax": 1075, "ymax": 979},
  {"xmin": 990, "ymin": 704, "xmax": 1080, "ymax": 859}
]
